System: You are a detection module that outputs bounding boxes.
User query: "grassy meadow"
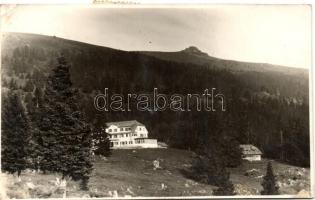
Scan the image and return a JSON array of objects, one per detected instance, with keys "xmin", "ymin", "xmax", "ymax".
[{"xmin": 0, "ymin": 148, "xmax": 310, "ymax": 199}]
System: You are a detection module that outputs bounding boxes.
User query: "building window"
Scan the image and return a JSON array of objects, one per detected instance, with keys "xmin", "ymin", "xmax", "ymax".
[
  {"xmin": 140, "ymin": 134, "xmax": 143, "ymax": 137},
  {"xmin": 108, "ymin": 129, "xmax": 112, "ymax": 132},
  {"xmin": 126, "ymin": 127, "xmax": 131, "ymax": 131},
  {"xmin": 110, "ymin": 142, "xmax": 113, "ymax": 147},
  {"xmin": 114, "ymin": 129, "xmax": 117, "ymax": 132},
  {"xmin": 120, "ymin": 128, "xmax": 123, "ymax": 131},
  {"xmin": 114, "ymin": 135, "xmax": 117, "ymax": 138}
]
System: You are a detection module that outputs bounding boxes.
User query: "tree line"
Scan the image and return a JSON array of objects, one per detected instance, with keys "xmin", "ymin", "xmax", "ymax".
[
  {"xmin": 2, "ymin": 42, "xmax": 298, "ymax": 195},
  {"xmin": 1, "ymin": 55, "xmax": 110, "ymax": 189},
  {"xmin": 3, "ymin": 41, "xmax": 310, "ymax": 168}
]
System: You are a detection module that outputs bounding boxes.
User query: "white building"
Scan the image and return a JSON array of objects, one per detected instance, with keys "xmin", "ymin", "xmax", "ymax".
[
  {"xmin": 240, "ymin": 144, "xmax": 262, "ymax": 161},
  {"xmin": 105, "ymin": 120, "xmax": 158, "ymax": 149}
]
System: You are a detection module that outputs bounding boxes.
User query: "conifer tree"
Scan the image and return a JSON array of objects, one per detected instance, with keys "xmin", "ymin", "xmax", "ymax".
[
  {"xmin": 261, "ymin": 162, "xmax": 279, "ymax": 195},
  {"xmin": 26, "ymin": 87, "xmax": 45, "ymax": 171},
  {"xmin": 191, "ymin": 143, "xmax": 236, "ymax": 195},
  {"xmin": 91, "ymin": 127, "xmax": 111, "ymax": 157},
  {"xmin": 192, "ymin": 137, "xmax": 235, "ymax": 195},
  {"xmin": 191, "ymin": 117, "xmax": 237, "ymax": 196},
  {"xmin": 91, "ymin": 116, "xmax": 111, "ymax": 157},
  {"xmin": 38, "ymin": 55, "xmax": 93, "ymax": 189},
  {"xmin": 193, "ymin": 143, "xmax": 233, "ymax": 190},
  {"xmin": 1, "ymin": 92, "xmax": 30, "ymax": 176}
]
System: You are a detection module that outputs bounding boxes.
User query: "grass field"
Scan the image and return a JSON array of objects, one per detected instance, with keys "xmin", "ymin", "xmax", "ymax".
[{"xmin": 0, "ymin": 148, "xmax": 310, "ymax": 199}]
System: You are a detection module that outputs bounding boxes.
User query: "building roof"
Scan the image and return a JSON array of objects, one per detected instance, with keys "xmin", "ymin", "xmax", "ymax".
[
  {"xmin": 106, "ymin": 120, "xmax": 144, "ymax": 128},
  {"xmin": 240, "ymin": 144, "xmax": 262, "ymax": 155}
]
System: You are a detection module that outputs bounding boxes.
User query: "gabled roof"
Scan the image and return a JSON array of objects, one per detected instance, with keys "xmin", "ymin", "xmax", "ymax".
[
  {"xmin": 106, "ymin": 120, "xmax": 144, "ymax": 128},
  {"xmin": 240, "ymin": 144, "xmax": 262, "ymax": 155}
]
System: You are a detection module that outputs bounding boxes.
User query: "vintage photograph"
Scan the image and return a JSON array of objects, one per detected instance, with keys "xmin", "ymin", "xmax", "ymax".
[{"xmin": 0, "ymin": 4, "xmax": 312, "ymax": 198}]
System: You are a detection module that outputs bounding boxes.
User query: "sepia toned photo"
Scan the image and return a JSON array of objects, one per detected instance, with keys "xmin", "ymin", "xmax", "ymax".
[{"xmin": 0, "ymin": 4, "xmax": 312, "ymax": 199}]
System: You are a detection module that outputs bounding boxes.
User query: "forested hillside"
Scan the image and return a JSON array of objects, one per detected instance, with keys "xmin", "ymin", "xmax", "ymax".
[{"xmin": 1, "ymin": 32, "xmax": 310, "ymax": 166}]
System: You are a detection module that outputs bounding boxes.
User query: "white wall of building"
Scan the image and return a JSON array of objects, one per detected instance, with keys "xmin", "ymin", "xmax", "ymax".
[
  {"xmin": 242, "ymin": 154, "xmax": 261, "ymax": 161},
  {"xmin": 106, "ymin": 124, "xmax": 157, "ymax": 149}
]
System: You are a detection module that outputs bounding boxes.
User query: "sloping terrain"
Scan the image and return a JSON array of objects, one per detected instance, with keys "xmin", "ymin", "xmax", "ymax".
[
  {"xmin": 140, "ymin": 46, "xmax": 308, "ymax": 76},
  {"xmin": 1, "ymin": 32, "xmax": 308, "ymax": 98},
  {"xmin": 1, "ymin": 32, "xmax": 310, "ymax": 166},
  {"xmin": 1, "ymin": 149, "xmax": 310, "ymax": 198}
]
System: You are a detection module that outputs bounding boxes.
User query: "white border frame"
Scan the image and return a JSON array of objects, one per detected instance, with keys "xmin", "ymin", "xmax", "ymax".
[{"xmin": 0, "ymin": 1, "xmax": 313, "ymax": 199}]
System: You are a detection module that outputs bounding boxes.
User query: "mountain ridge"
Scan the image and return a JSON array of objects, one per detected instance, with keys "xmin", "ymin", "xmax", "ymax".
[
  {"xmin": 1, "ymin": 32, "xmax": 308, "ymax": 100},
  {"xmin": 2, "ymin": 32, "xmax": 308, "ymax": 77},
  {"xmin": 1, "ymin": 32, "xmax": 309, "ymax": 164},
  {"xmin": 139, "ymin": 47, "xmax": 308, "ymax": 76}
]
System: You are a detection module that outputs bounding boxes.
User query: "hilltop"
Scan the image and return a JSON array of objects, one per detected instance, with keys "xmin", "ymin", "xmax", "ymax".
[
  {"xmin": 1, "ymin": 32, "xmax": 308, "ymax": 97},
  {"xmin": 140, "ymin": 46, "xmax": 308, "ymax": 76},
  {"xmin": 1, "ymin": 32, "xmax": 310, "ymax": 167}
]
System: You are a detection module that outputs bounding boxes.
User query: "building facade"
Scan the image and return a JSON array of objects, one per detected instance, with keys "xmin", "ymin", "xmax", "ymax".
[
  {"xmin": 105, "ymin": 120, "xmax": 158, "ymax": 149},
  {"xmin": 240, "ymin": 144, "xmax": 262, "ymax": 161}
]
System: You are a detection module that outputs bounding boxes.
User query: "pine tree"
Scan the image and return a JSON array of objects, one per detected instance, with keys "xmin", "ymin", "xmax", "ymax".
[
  {"xmin": 219, "ymin": 134, "xmax": 242, "ymax": 168},
  {"xmin": 26, "ymin": 87, "xmax": 45, "ymax": 171},
  {"xmin": 91, "ymin": 127, "xmax": 111, "ymax": 157},
  {"xmin": 191, "ymin": 117, "xmax": 237, "ymax": 196},
  {"xmin": 92, "ymin": 115, "xmax": 111, "ymax": 157},
  {"xmin": 91, "ymin": 116, "xmax": 111, "ymax": 157},
  {"xmin": 261, "ymin": 162, "xmax": 279, "ymax": 195},
  {"xmin": 1, "ymin": 92, "xmax": 30, "ymax": 176},
  {"xmin": 38, "ymin": 55, "xmax": 93, "ymax": 189},
  {"xmin": 192, "ymin": 137, "xmax": 235, "ymax": 195}
]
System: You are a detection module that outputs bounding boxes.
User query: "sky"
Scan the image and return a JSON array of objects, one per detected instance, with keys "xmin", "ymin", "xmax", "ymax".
[{"xmin": 1, "ymin": 5, "xmax": 311, "ymax": 69}]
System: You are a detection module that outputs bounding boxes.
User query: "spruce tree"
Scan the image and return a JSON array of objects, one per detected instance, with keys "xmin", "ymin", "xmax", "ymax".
[
  {"xmin": 92, "ymin": 127, "xmax": 111, "ymax": 157},
  {"xmin": 1, "ymin": 92, "xmax": 30, "ymax": 176},
  {"xmin": 191, "ymin": 118, "xmax": 237, "ymax": 196},
  {"xmin": 26, "ymin": 87, "xmax": 45, "ymax": 171},
  {"xmin": 39, "ymin": 55, "xmax": 92, "ymax": 189},
  {"xmin": 261, "ymin": 162, "xmax": 279, "ymax": 195},
  {"xmin": 192, "ymin": 137, "xmax": 235, "ymax": 195},
  {"xmin": 91, "ymin": 116, "xmax": 111, "ymax": 157}
]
